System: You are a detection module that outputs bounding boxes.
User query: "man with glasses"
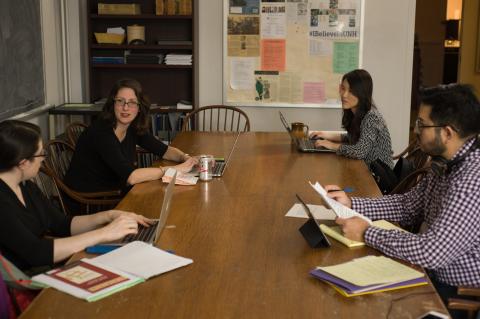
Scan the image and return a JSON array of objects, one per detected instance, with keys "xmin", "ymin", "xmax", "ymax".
[{"xmin": 325, "ymin": 84, "xmax": 480, "ymax": 318}]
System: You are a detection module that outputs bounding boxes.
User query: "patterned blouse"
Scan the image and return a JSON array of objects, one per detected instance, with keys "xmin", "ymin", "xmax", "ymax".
[{"xmin": 338, "ymin": 108, "xmax": 394, "ymax": 169}]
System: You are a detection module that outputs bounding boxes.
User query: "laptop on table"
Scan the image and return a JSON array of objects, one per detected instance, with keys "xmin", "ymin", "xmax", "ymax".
[
  {"xmin": 279, "ymin": 111, "xmax": 333, "ymax": 153},
  {"xmin": 112, "ymin": 172, "xmax": 177, "ymax": 246}
]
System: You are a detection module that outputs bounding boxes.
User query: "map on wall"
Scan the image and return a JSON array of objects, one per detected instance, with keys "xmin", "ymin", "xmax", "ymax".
[{"xmin": 224, "ymin": 0, "xmax": 362, "ymax": 107}]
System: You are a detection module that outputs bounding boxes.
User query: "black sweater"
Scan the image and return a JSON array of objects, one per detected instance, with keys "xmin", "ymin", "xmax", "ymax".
[
  {"xmin": 0, "ymin": 179, "xmax": 72, "ymax": 271},
  {"xmin": 65, "ymin": 119, "xmax": 168, "ymax": 193}
]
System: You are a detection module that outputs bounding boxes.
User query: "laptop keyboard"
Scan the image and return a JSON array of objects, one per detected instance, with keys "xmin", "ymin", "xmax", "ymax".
[
  {"xmin": 213, "ymin": 162, "xmax": 225, "ymax": 175},
  {"xmin": 121, "ymin": 220, "xmax": 159, "ymax": 243},
  {"xmin": 298, "ymin": 138, "xmax": 316, "ymax": 150}
]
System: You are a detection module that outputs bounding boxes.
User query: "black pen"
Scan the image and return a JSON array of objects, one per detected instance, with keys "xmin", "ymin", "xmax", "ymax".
[{"xmin": 327, "ymin": 188, "xmax": 343, "ymax": 193}]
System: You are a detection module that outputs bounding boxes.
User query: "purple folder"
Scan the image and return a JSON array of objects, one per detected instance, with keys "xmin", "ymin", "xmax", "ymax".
[{"xmin": 310, "ymin": 268, "xmax": 428, "ymax": 295}]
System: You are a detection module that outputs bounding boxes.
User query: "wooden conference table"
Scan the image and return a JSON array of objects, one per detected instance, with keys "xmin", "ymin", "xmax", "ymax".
[{"xmin": 22, "ymin": 132, "xmax": 448, "ymax": 318}]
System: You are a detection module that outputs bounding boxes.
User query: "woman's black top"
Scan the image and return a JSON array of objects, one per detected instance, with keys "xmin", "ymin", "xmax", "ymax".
[
  {"xmin": 65, "ymin": 119, "xmax": 168, "ymax": 193},
  {"xmin": 0, "ymin": 179, "xmax": 72, "ymax": 271}
]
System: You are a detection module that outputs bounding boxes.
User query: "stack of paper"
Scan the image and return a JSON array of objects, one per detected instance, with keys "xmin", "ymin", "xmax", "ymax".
[
  {"xmin": 310, "ymin": 255, "xmax": 428, "ymax": 297},
  {"xmin": 32, "ymin": 241, "xmax": 193, "ymax": 301},
  {"xmin": 162, "ymin": 168, "xmax": 198, "ymax": 185},
  {"xmin": 164, "ymin": 53, "xmax": 192, "ymax": 65}
]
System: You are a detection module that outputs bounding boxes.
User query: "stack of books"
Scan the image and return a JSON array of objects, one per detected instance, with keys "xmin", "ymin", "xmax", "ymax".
[
  {"xmin": 310, "ymin": 255, "xmax": 428, "ymax": 297},
  {"xmin": 164, "ymin": 53, "xmax": 192, "ymax": 65},
  {"xmin": 92, "ymin": 56, "xmax": 124, "ymax": 64},
  {"xmin": 125, "ymin": 53, "xmax": 164, "ymax": 64}
]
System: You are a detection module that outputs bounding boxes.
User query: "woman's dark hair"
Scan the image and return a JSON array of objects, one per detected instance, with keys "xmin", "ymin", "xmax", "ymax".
[
  {"xmin": 0, "ymin": 120, "xmax": 41, "ymax": 172},
  {"xmin": 100, "ymin": 78, "xmax": 151, "ymax": 134},
  {"xmin": 341, "ymin": 69, "xmax": 375, "ymax": 143},
  {"xmin": 420, "ymin": 84, "xmax": 480, "ymax": 138}
]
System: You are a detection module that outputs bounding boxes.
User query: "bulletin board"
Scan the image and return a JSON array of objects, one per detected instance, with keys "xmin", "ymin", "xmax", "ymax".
[{"xmin": 223, "ymin": 0, "xmax": 363, "ymax": 108}]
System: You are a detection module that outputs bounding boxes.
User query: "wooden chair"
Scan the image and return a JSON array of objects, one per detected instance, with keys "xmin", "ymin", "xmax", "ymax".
[
  {"xmin": 181, "ymin": 105, "xmax": 250, "ymax": 132},
  {"xmin": 65, "ymin": 122, "xmax": 88, "ymax": 147},
  {"xmin": 135, "ymin": 146, "xmax": 159, "ymax": 168},
  {"xmin": 448, "ymin": 287, "xmax": 480, "ymax": 319},
  {"xmin": 43, "ymin": 140, "xmax": 121, "ymax": 215},
  {"xmin": 389, "ymin": 167, "xmax": 430, "ymax": 195},
  {"xmin": 390, "ymin": 139, "xmax": 431, "ymax": 196},
  {"xmin": 31, "ymin": 165, "xmax": 68, "ymax": 215}
]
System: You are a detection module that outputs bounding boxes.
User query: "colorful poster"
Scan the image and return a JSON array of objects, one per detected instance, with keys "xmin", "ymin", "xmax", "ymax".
[
  {"xmin": 260, "ymin": 3, "xmax": 287, "ymax": 38},
  {"xmin": 254, "ymin": 71, "xmax": 279, "ymax": 101},
  {"xmin": 229, "ymin": 0, "xmax": 260, "ymax": 14},
  {"xmin": 230, "ymin": 58, "xmax": 256, "ymax": 90},
  {"xmin": 228, "ymin": 16, "xmax": 260, "ymax": 35},
  {"xmin": 309, "ymin": 0, "xmax": 360, "ymax": 39},
  {"xmin": 303, "ymin": 82, "xmax": 326, "ymax": 103},
  {"xmin": 333, "ymin": 42, "xmax": 359, "ymax": 74},
  {"xmin": 260, "ymin": 39, "xmax": 286, "ymax": 71},
  {"xmin": 228, "ymin": 35, "xmax": 260, "ymax": 56}
]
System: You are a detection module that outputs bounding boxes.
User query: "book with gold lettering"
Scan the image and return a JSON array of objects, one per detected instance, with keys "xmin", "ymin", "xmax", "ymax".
[{"xmin": 32, "ymin": 259, "xmax": 143, "ymax": 302}]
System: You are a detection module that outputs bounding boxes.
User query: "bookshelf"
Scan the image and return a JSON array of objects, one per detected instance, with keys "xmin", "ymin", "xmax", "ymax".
[{"xmin": 87, "ymin": 0, "xmax": 195, "ymax": 109}]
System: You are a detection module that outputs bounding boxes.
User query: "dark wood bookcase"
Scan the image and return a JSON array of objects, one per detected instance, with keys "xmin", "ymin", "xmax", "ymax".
[{"xmin": 87, "ymin": 0, "xmax": 195, "ymax": 107}]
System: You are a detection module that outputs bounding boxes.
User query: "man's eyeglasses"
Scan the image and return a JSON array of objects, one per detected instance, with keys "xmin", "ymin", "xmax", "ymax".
[
  {"xmin": 114, "ymin": 98, "xmax": 140, "ymax": 108},
  {"xmin": 414, "ymin": 119, "xmax": 447, "ymax": 134},
  {"xmin": 30, "ymin": 150, "xmax": 49, "ymax": 159}
]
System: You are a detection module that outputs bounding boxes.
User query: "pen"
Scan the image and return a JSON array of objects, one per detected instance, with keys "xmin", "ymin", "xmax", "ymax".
[{"xmin": 327, "ymin": 187, "xmax": 354, "ymax": 193}]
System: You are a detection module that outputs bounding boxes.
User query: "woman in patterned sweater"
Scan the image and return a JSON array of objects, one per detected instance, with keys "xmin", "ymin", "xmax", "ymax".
[{"xmin": 309, "ymin": 69, "xmax": 394, "ymax": 169}]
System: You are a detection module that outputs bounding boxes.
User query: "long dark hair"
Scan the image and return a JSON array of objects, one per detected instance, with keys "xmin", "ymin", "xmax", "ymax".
[
  {"xmin": 100, "ymin": 78, "xmax": 151, "ymax": 134},
  {"xmin": 341, "ymin": 69, "xmax": 376, "ymax": 143},
  {"xmin": 0, "ymin": 120, "xmax": 41, "ymax": 172}
]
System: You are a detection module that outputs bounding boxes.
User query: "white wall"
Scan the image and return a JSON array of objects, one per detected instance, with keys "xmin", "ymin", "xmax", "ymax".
[{"xmin": 198, "ymin": 0, "xmax": 416, "ymax": 154}]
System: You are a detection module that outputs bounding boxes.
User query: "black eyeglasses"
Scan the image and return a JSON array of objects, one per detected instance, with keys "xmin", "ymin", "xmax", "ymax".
[
  {"xmin": 30, "ymin": 150, "xmax": 49, "ymax": 158},
  {"xmin": 414, "ymin": 119, "xmax": 447, "ymax": 134},
  {"xmin": 114, "ymin": 98, "xmax": 140, "ymax": 108}
]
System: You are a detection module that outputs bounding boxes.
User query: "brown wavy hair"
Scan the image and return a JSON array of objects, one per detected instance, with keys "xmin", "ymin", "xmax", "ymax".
[{"xmin": 100, "ymin": 78, "xmax": 151, "ymax": 134}]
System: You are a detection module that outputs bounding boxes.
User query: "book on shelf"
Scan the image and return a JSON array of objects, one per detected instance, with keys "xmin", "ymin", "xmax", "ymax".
[
  {"xmin": 92, "ymin": 56, "xmax": 125, "ymax": 64},
  {"xmin": 32, "ymin": 241, "xmax": 193, "ymax": 302},
  {"xmin": 177, "ymin": 100, "xmax": 192, "ymax": 110},
  {"xmin": 164, "ymin": 0, "xmax": 192, "ymax": 15},
  {"xmin": 156, "ymin": 40, "xmax": 193, "ymax": 46},
  {"xmin": 310, "ymin": 255, "xmax": 428, "ymax": 297}
]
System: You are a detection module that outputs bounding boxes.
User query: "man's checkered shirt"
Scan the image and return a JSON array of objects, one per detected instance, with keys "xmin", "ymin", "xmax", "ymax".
[{"xmin": 352, "ymin": 138, "xmax": 480, "ymax": 287}]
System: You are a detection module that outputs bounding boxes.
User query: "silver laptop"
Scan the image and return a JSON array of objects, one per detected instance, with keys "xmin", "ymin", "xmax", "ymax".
[
  {"xmin": 116, "ymin": 172, "xmax": 177, "ymax": 245},
  {"xmin": 279, "ymin": 111, "xmax": 333, "ymax": 153}
]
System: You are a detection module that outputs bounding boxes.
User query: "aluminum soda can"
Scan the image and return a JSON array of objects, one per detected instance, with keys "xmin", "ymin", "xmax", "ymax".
[{"xmin": 199, "ymin": 155, "xmax": 214, "ymax": 181}]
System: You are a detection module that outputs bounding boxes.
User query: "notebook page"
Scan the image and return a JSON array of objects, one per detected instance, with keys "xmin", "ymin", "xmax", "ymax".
[{"xmin": 309, "ymin": 182, "xmax": 372, "ymax": 224}]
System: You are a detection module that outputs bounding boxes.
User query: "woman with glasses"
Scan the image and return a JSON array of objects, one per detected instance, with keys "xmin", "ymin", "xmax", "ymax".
[
  {"xmin": 0, "ymin": 120, "xmax": 152, "ymax": 272},
  {"xmin": 309, "ymin": 69, "xmax": 394, "ymax": 170},
  {"xmin": 64, "ymin": 79, "xmax": 196, "ymax": 210}
]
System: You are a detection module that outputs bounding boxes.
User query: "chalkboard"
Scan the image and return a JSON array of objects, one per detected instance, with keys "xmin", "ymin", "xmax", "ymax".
[{"xmin": 0, "ymin": 0, "xmax": 45, "ymax": 120}]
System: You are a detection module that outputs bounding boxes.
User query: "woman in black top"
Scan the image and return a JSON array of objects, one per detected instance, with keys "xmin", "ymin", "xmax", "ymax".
[
  {"xmin": 0, "ymin": 120, "xmax": 151, "ymax": 271},
  {"xmin": 65, "ymin": 79, "xmax": 197, "ymax": 194},
  {"xmin": 309, "ymin": 69, "xmax": 394, "ymax": 169}
]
